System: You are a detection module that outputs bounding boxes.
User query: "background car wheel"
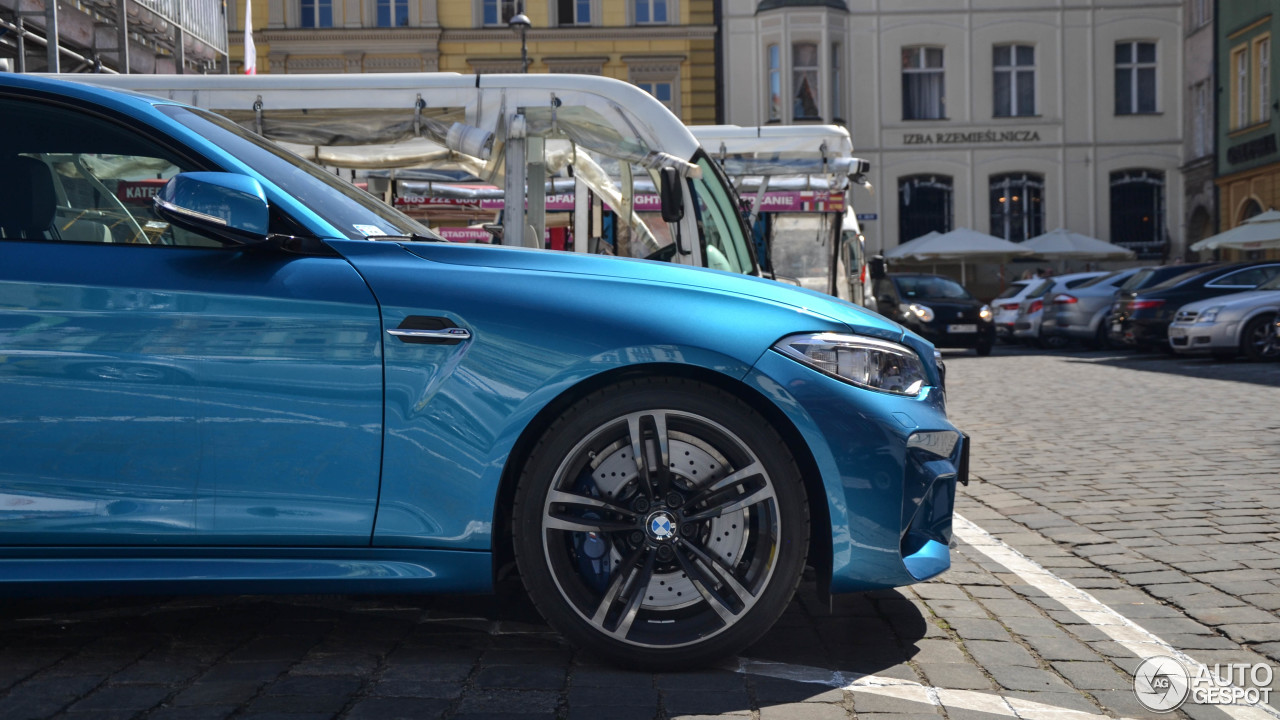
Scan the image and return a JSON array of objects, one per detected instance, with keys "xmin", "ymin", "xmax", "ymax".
[
  {"xmin": 513, "ymin": 377, "xmax": 809, "ymax": 670},
  {"xmin": 1241, "ymin": 314, "xmax": 1280, "ymax": 362},
  {"xmin": 975, "ymin": 342, "xmax": 993, "ymax": 356},
  {"xmin": 1087, "ymin": 321, "xmax": 1110, "ymax": 350}
]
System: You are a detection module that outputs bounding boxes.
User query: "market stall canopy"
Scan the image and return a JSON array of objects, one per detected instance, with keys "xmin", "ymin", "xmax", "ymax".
[
  {"xmin": 884, "ymin": 227, "xmax": 1033, "ymax": 261},
  {"xmin": 692, "ymin": 124, "xmax": 858, "ymax": 179},
  {"xmin": 1022, "ymin": 228, "xmax": 1136, "ymax": 259},
  {"xmin": 1189, "ymin": 209, "xmax": 1280, "ymax": 251}
]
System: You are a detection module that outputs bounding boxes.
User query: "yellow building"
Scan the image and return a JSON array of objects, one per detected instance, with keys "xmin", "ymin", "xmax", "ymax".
[{"xmin": 233, "ymin": 0, "xmax": 718, "ymax": 124}]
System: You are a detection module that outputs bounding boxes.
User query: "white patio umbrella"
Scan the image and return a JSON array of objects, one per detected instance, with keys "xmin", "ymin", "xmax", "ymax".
[
  {"xmin": 884, "ymin": 227, "xmax": 1034, "ymax": 283},
  {"xmin": 1189, "ymin": 209, "xmax": 1280, "ymax": 252},
  {"xmin": 1022, "ymin": 228, "xmax": 1136, "ymax": 260}
]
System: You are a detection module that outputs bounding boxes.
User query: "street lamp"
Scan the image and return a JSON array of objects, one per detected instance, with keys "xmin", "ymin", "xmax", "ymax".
[{"xmin": 508, "ymin": 7, "xmax": 531, "ymax": 73}]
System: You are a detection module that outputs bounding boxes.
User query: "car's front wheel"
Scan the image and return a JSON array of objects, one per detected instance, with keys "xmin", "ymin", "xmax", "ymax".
[
  {"xmin": 1241, "ymin": 313, "xmax": 1280, "ymax": 362},
  {"xmin": 513, "ymin": 378, "xmax": 809, "ymax": 670}
]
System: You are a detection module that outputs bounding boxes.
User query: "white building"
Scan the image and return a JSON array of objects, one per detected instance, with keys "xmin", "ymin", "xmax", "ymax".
[{"xmin": 722, "ymin": 0, "xmax": 1185, "ymax": 265}]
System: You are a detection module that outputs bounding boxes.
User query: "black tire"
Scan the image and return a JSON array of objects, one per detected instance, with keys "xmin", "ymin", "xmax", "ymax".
[
  {"xmin": 1241, "ymin": 314, "xmax": 1280, "ymax": 362},
  {"xmin": 512, "ymin": 377, "xmax": 809, "ymax": 670},
  {"xmin": 1042, "ymin": 334, "xmax": 1068, "ymax": 350},
  {"xmin": 975, "ymin": 342, "xmax": 993, "ymax": 356},
  {"xmin": 1089, "ymin": 320, "xmax": 1110, "ymax": 350}
]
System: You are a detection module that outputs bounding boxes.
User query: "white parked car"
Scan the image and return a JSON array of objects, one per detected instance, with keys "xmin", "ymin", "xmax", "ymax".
[
  {"xmin": 991, "ymin": 279, "xmax": 1043, "ymax": 342},
  {"xmin": 1167, "ymin": 275, "xmax": 1280, "ymax": 361}
]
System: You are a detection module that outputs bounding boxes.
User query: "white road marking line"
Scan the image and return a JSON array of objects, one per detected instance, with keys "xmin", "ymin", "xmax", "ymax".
[
  {"xmin": 731, "ymin": 658, "xmax": 1136, "ymax": 719},
  {"xmin": 954, "ymin": 513, "xmax": 1280, "ymax": 720}
]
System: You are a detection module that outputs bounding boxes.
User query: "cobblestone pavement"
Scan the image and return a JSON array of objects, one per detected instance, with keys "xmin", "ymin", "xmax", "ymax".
[{"xmin": 1, "ymin": 347, "xmax": 1277, "ymax": 720}]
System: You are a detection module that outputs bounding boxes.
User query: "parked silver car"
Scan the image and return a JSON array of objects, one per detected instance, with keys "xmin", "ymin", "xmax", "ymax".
[
  {"xmin": 1167, "ymin": 274, "xmax": 1280, "ymax": 361},
  {"xmin": 1040, "ymin": 268, "xmax": 1142, "ymax": 348},
  {"xmin": 1012, "ymin": 272, "xmax": 1110, "ymax": 347}
]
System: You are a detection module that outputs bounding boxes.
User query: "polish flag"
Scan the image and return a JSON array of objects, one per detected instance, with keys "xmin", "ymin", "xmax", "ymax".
[{"xmin": 243, "ymin": 0, "xmax": 257, "ymax": 75}]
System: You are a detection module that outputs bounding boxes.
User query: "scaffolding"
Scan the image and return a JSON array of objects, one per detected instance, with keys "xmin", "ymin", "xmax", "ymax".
[{"xmin": 0, "ymin": 0, "xmax": 228, "ymax": 73}]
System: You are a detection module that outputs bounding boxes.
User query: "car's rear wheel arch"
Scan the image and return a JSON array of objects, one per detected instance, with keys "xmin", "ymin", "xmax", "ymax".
[{"xmin": 490, "ymin": 362, "xmax": 832, "ymax": 601}]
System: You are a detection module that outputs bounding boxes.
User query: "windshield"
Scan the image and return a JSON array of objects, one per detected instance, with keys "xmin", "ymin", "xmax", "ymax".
[
  {"xmin": 770, "ymin": 214, "xmax": 835, "ymax": 292},
  {"xmin": 158, "ymin": 105, "xmax": 436, "ymax": 241},
  {"xmin": 894, "ymin": 275, "xmax": 973, "ymax": 300},
  {"xmin": 1074, "ymin": 270, "xmax": 1123, "ymax": 289},
  {"xmin": 1120, "ymin": 269, "xmax": 1153, "ymax": 292},
  {"xmin": 1147, "ymin": 268, "xmax": 1207, "ymax": 291},
  {"xmin": 994, "ymin": 281, "xmax": 1034, "ymax": 299},
  {"xmin": 691, "ymin": 153, "xmax": 757, "ymax": 275}
]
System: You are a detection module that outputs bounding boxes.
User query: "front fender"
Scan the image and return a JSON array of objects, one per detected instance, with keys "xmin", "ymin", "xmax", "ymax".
[
  {"xmin": 370, "ymin": 344, "xmax": 756, "ymax": 550},
  {"xmin": 1237, "ymin": 306, "xmax": 1280, "ymax": 344}
]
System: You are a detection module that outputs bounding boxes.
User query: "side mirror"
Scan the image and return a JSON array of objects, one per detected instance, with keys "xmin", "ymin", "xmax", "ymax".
[
  {"xmin": 154, "ymin": 172, "xmax": 270, "ymax": 246},
  {"xmin": 659, "ymin": 166, "xmax": 685, "ymax": 223}
]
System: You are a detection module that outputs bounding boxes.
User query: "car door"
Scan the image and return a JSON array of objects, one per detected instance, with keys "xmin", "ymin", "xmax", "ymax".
[{"xmin": 0, "ymin": 93, "xmax": 384, "ymax": 546}]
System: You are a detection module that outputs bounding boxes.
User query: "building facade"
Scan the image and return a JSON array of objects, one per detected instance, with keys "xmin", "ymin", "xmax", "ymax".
[
  {"xmin": 723, "ymin": 0, "xmax": 1186, "ymax": 263},
  {"xmin": 1182, "ymin": 0, "xmax": 1216, "ymax": 256},
  {"xmin": 1215, "ymin": 0, "xmax": 1278, "ymax": 258},
  {"xmin": 0, "ymin": 0, "xmax": 227, "ymax": 73},
  {"xmin": 232, "ymin": 0, "xmax": 718, "ymax": 124}
]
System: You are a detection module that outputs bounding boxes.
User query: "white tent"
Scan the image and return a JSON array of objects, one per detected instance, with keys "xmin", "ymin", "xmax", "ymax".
[
  {"xmin": 1022, "ymin": 228, "xmax": 1136, "ymax": 259},
  {"xmin": 884, "ymin": 227, "xmax": 1034, "ymax": 283},
  {"xmin": 1190, "ymin": 209, "xmax": 1280, "ymax": 252}
]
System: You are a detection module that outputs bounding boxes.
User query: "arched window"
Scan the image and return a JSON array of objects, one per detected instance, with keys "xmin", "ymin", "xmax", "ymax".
[
  {"xmin": 1109, "ymin": 169, "xmax": 1166, "ymax": 258},
  {"xmin": 1238, "ymin": 198, "xmax": 1264, "ymax": 224},
  {"xmin": 898, "ymin": 175, "xmax": 953, "ymax": 245},
  {"xmin": 989, "ymin": 173, "xmax": 1044, "ymax": 242}
]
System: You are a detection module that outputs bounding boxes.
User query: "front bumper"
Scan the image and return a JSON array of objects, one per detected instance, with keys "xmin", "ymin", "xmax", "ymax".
[
  {"xmin": 909, "ymin": 320, "xmax": 995, "ymax": 349},
  {"xmin": 746, "ymin": 349, "xmax": 966, "ymax": 593},
  {"xmin": 1109, "ymin": 316, "xmax": 1169, "ymax": 347},
  {"xmin": 1011, "ymin": 315, "xmax": 1041, "ymax": 339},
  {"xmin": 1168, "ymin": 320, "xmax": 1237, "ymax": 354}
]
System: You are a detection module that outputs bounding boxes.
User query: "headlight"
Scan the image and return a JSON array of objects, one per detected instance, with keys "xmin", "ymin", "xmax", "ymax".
[
  {"xmin": 979, "ymin": 304, "xmax": 992, "ymax": 321},
  {"xmin": 901, "ymin": 303, "xmax": 935, "ymax": 322},
  {"xmin": 774, "ymin": 333, "xmax": 928, "ymax": 396},
  {"xmin": 1196, "ymin": 306, "xmax": 1222, "ymax": 324}
]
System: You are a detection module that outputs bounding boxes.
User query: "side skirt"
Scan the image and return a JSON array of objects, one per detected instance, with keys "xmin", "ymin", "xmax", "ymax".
[{"xmin": 0, "ymin": 547, "xmax": 493, "ymax": 597}]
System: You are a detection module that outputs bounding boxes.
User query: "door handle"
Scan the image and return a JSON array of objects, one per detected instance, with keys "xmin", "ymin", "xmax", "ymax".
[
  {"xmin": 388, "ymin": 316, "xmax": 470, "ymax": 345},
  {"xmin": 387, "ymin": 327, "xmax": 471, "ymax": 342}
]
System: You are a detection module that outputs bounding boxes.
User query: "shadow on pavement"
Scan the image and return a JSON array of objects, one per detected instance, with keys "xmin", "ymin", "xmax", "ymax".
[
  {"xmin": 0, "ymin": 580, "xmax": 930, "ymax": 717},
  {"xmin": 949, "ymin": 342, "xmax": 1280, "ymax": 388}
]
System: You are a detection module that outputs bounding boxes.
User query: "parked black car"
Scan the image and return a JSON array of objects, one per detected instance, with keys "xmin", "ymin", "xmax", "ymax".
[
  {"xmin": 1108, "ymin": 262, "xmax": 1280, "ymax": 350},
  {"xmin": 874, "ymin": 273, "xmax": 995, "ymax": 355}
]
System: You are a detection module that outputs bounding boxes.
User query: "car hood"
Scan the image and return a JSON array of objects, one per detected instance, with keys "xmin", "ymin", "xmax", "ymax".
[
  {"xmin": 401, "ymin": 242, "xmax": 910, "ymax": 339},
  {"xmin": 1177, "ymin": 288, "xmax": 1280, "ymax": 312}
]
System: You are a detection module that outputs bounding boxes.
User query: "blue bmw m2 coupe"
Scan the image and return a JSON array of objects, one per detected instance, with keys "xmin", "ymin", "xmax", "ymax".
[{"xmin": 0, "ymin": 74, "xmax": 966, "ymax": 669}]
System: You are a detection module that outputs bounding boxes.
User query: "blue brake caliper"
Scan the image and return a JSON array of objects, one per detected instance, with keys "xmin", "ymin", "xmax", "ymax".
[{"xmin": 572, "ymin": 472, "xmax": 612, "ymax": 593}]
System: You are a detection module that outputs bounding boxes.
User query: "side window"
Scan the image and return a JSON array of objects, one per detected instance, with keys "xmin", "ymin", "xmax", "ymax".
[
  {"xmin": 0, "ymin": 97, "xmax": 217, "ymax": 247},
  {"xmin": 1210, "ymin": 266, "xmax": 1280, "ymax": 288},
  {"xmin": 1064, "ymin": 277, "xmax": 1095, "ymax": 289}
]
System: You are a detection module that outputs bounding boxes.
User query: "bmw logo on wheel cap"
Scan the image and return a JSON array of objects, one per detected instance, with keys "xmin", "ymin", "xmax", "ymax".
[{"xmin": 648, "ymin": 512, "xmax": 676, "ymax": 541}]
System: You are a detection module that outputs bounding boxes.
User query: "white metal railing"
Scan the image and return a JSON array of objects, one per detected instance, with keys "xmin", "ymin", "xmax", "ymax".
[{"xmin": 133, "ymin": 0, "xmax": 227, "ymax": 53}]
